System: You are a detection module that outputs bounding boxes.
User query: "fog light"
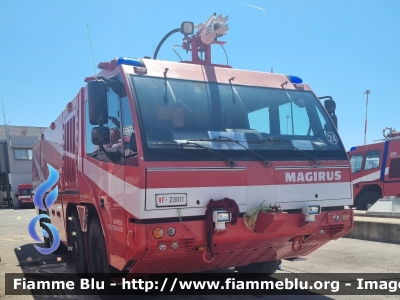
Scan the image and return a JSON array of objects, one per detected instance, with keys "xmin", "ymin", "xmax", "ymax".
[
  {"xmin": 342, "ymin": 212, "xmax": 350, "ymax": 222},
  {"xmin": 167, "ymin": 227, "xmax": 176, "ymax": 236},
  {"xmin": 159, "ymin": 243, "xmax": 167, "ymax": 251},
  {"xmin": 152, "ymin": 227, "xmax": 164, "ymax": 239},
  {"xmin": 333, "ymin": 214, "xmax": 340, "ymax": 222},
  {"xmin": 171, "ymin": 242, "xmax": 179, "ymax": 250},
  {"xmin": 320, "ymin": 229, "xmax": 326, "ymax": 235}
]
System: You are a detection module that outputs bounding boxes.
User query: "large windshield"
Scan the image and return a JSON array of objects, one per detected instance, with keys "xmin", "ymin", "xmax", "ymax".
[
  {"xmin": 130, "ymin": 75, "xmax": 347, "ymax": 162},
  {"xmin": 20, "ymin": 189, "xmax": 32, "ymax": 195}
]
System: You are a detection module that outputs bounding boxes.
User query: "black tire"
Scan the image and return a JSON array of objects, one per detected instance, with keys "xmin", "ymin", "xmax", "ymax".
[
  {"xmin": 40, "ymin": 214, "xmax": 51, "ymax": 248},
  {"xmin": 68, "ymin": 211, "xmax": 88, "ymax": 274},
  {"xmin": 357, "ymin": 190, "xmax": 381, "ymax": 210},
  {"xmin": 49, "ymin": 228, "xmax": 67, "ymax": 254},
  {"xmin": 235, "ymin": 259, "xmax": 282, "ymax": 274},
  {"xmin": 44, "ymin": 234, "xmax": 51, "ymax": 248},
  {"xmin": 42, "ymin": 221, "xmax": 67, "ymax": 254},
  {"xmin": 87, "ymin": 217, "xmax": 110, "ymax": 274}
]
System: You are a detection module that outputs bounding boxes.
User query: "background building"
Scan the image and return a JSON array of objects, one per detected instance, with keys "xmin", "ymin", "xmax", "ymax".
[{"xmin": 0, "ymin": 125, "xmax": 47, "ymax": 208}]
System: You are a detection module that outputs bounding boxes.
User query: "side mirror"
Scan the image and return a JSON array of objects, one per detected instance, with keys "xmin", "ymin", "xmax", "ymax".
[
  {"xmin": 91, "ymin": 127, "xmax": 110, "ymax": 145},
  {"xmin": 15, "ymin": 194, "xmax": 18, "ymax": 198},
  {"xmin": 88, "ymin": 80, "xmax": 108, "ymax": 125},
  {"xmin": 324, "ymin": 99, "xmax": 336, "ymax": 114},
  {"xmin": 129, "ymin": 132, "xmax": 137, "ymax": 152},
  {"xmin": 320, "ymin": 96, "xmax": 338, "ymax": 130}
]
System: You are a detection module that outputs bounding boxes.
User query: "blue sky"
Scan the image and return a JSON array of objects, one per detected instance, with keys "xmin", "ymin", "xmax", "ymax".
[{"xmin": 0, "ymin": 0, "xmax": 399, "ymax": 150}]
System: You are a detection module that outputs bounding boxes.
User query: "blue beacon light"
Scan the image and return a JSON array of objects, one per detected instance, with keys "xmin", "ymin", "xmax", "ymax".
[
  {"xmin": 117, "ymin": 57, "xmax": 144, "ymax": 67},
  {"xmin": 287, "ymin": 75, "xmax": 303, "ymax": 84},
  {"xmin": 349, "ymin": 147, "xmax": 357, "ymax": 151}
]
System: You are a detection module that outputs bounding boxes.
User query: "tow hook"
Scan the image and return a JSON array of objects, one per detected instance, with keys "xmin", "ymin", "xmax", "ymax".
[
  {"xmin": 201, "ymin": 246, "xmax": 215, "ymax": 263},
  {"xmin": 292, "ymin": 236, "xmax": 303, "ymax": 252}
]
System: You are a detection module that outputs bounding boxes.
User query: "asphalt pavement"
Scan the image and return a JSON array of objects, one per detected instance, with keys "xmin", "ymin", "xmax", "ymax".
[{"xmin": 1, "ymin": 208, "xmax": 400, "ymax": 300}]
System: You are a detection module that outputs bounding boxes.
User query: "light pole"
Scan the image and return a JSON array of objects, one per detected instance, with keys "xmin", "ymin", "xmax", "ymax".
[{"xmin": 364, "ymin": 90, "xmax": 370, "ymax": 145}]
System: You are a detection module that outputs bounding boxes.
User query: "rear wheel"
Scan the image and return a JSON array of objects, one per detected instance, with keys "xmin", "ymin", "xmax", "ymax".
[
  {"xmin": 48, "ymin": 227, "xmax": 67, "ymax": 254},
  {"xmin": 235, "ymin": 259, "xmax": 282, "ymax": 274},
  {"xmin": 68, "ymin": 211, "xmax": 88, "ymax": 274},
  {"xmin": 357, "ymin": 191, "xmax": 381, "ymax": 210},
  {"xmin": 88, "ymin": 217, "xmax": 110, "ymax": 274},
  {"xmin": 40, "ymin": 214, "xmax": 51, "ymax": 248}
]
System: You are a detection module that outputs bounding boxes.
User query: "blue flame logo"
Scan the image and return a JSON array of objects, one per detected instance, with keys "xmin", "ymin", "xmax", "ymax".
[{"xmin": 28, "ymin": 164, "xmax": 61, "ymax": 255}]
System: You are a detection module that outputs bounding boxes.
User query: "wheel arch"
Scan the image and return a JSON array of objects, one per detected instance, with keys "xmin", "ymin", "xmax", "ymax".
[{"xmin": 354, "ymin": 184, "xmax": 382, "ymax": 208}]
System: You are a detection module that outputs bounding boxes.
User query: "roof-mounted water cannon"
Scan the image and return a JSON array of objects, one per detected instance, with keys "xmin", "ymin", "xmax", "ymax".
[
  {"xmin": 181, "ymin": 13, "xmax": 230, "ymax": 66},
  {"xmin": 153, "ymin": 13, "xmax": 231, "ymax": 67},
  {"xmin": 193, "ymin": 13, "xmax": 229, "ymax": 45}
]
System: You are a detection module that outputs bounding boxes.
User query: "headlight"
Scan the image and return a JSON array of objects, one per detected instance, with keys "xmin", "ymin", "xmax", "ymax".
[
  {"xmin": 171, "ymin": 242, "xmax": 179, "ymax": 250},
  {"xmin": 167, "ymin": 227, "xmax": 176, "ymax": 236},
  {"xmin": 342, "ymin": 212, "xmax": 350, "ymax": 222},
  {"xmin": 158, "ymin": 243, "xmax": 167, "ymax": 251}
]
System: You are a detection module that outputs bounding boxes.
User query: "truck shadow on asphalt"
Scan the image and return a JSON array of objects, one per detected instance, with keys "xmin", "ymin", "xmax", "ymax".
[{"xmin": 10, "ymin": 243, "xmax": 331, "ymax": 300}]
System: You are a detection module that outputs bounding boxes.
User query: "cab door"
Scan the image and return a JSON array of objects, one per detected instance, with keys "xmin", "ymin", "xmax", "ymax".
[{"xmin": 349, "ymin": 152, "xmax": 365, "ymax": 203}]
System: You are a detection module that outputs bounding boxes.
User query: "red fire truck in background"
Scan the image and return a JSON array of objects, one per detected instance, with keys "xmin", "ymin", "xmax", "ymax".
[
  {"xmin": 16, "ymin": 183, "xmax": 33, "ymax": 208},
  {"xmin": 32, "ymin": 14, "xmax": 353, "ymax": 275},
  {"xmin": 349, "ymin": 127, "xmax": 400, "ymax": 210}
]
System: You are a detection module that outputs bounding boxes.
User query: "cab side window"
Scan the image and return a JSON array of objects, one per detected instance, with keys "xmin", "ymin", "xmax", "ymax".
[
  {"xmin": 389, "ymin": 158, "xmax": 400, "ymax": 178},
  {"xmin": 364, "ymin": 150, "xmax": 380, "ymax": 171},
  {"xmin": 120, "ymin": 95, "xmax": 137, "ymax": 158},
  {"xmin": 350, "ymin": 154, "xmax": 364, "ymax": 173}
]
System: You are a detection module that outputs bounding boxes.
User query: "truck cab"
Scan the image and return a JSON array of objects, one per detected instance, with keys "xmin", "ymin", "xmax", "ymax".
[
  {"xmin": 16, "ymin": 184, "xmax": 33, "ymax": 208},
  {"xmin": 349, "ymin": 128, "xmax": 400, "ymax": 209},
  {"xmin": 32, "ymin": 14, "xmax": 354, "ymax": 275}
]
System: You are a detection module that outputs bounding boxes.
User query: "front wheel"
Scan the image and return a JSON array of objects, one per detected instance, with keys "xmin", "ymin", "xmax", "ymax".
[
  {"xmin": 68, "ymin": 211, "xmax": 88, "ymax": 274},
  {"xmin": 45, "ymin": 225, "xmax": 67, "ymax": 254},
  {"xmin": 87, "ymin": 217, "xmax": 110, "ymax": 274},
  {"xmin": 357, "ymin": 191, "xmax": 381, "ymax": 210},
  {"xmin": 235, "ymin": 259, "xmax": 282, "ymax": 274}
]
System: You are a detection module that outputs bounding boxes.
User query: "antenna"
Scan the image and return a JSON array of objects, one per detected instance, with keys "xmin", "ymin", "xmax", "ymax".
[
  {"xmin": 364, "ymin": 90, "xmax": 370, "ymax": 145},
  {"xmin": 86, "ymin": 24, "xmax": 97, "ymax": 75},
  {"xmin": 2, "ymin": 95, "xmax": 8, "ymax": 138}
]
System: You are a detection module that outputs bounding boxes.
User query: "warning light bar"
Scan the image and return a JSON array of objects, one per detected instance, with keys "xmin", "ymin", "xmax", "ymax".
[
  {"xmin": 286, "ymin": 75, "xmax": 303, "ymax": 84},
  {"xmin": 117, "ymin": 57, "xmax": 145, "ymax": 67}
]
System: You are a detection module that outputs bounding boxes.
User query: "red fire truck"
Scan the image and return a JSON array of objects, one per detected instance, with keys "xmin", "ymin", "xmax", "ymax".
[
  {"xmin": 349, "ymin": 127, "xmax": 400, "ymax": 210},
  {"xmin": 16, "ymin": 183, "xmax": 33, "ymax": 208},
  {"xmin": 32, "ymin": 14, "xmax": 353, "ymax": 275}
]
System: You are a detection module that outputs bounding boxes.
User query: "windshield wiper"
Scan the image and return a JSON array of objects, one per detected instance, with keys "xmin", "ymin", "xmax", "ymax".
[
  {"xmin": 248, "ymin": 137, "xmax": 320, "ymax": 167},
  {"xmin": 149, "ymin": 141, "xmax": 237, "ymax": 168},
  {"xmin": 190, "ymin": 136, "xmax": 272, "ymax": 168},
  {"xmin": 182, "ymin": 141, "xmax": 237, "ymax": 168}
]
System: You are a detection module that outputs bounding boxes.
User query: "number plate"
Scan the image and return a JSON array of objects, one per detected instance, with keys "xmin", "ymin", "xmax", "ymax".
[{"xmin": 155, "ymin": 193, "xmax": 187, "ymax": 207}]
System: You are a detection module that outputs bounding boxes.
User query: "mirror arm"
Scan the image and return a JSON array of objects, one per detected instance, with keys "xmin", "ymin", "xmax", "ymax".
[{"xmin": 97, "ymin": 75, "xmax": 126, "ymax": 98}]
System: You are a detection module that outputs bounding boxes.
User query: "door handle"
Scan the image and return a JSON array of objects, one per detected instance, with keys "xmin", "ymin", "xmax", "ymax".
[{"xmin": 100, "ymin": 198, "xmax": 104, "ymax": 208}]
